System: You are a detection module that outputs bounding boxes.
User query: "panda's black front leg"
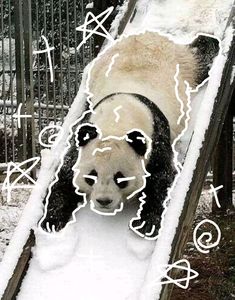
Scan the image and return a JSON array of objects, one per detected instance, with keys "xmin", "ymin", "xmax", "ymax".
[
  {"xmin": 130, "ymin": 168, "xmax": 175, "ymax": 240},
  {"xmin": 40, "ymin": 144, "xmax": 84, "ymax": 232}
]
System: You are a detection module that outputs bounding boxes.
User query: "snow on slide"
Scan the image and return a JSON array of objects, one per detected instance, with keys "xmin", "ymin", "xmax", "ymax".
[
  {"xmin": 18, "ymin": 203, "xmax": 155, "ymax": 300},
  {"xmin": 0, "ymin": 0, "xmax": 234, "ymax": 299}
]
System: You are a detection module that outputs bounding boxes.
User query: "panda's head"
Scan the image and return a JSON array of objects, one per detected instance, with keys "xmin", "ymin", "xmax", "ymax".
[{"xmin": 73, "ymin": 124, "xmax": 151, "ymax": 214}]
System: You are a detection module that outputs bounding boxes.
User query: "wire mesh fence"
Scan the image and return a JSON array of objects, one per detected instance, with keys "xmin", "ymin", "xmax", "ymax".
[{"xmin": 0, "ymin": 0, "xmax": 94, "ymax": 166}]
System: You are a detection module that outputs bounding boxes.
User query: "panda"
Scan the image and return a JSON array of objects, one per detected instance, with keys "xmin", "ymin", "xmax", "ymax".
[{"xmin": 40, "ymin": 31, "xmax": 219, "ymax": 239}]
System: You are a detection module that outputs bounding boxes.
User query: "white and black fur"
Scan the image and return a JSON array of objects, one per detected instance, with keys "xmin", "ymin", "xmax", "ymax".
[{"xmin": 40, "ymin": 34, "xmax": 219, "ymax": 239}]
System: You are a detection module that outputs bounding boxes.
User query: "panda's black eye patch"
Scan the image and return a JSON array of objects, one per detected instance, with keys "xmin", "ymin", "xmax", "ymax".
[
  {"xmin": 114, "ymin": 172, "xmax": 128, "ymax": 189},
  {"xmin": 84, "ymin": 169, "xmax": 98, "ymax": 186}
]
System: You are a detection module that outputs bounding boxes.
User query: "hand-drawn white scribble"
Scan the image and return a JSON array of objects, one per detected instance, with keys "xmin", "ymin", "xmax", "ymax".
[
  {"xmin": 174, "ymin": 64, "xmax": 185, "ymax": 125},
  {"xmin": 105, "ymin": 53, "xmax": 120, "ymax": 77},
  {"xmin": 147, "ymin": 259, "xmax": 198, "ymax": 290},
  {"xmin": 76, "ymin": 7, "xmax": 114, "ymax": 51},
  {"xmin": 113, "ymin": 105, "xmax": 122, "ymax": 122},
  {"xmin": 38, "ymin": 125, "xmax": 64, "ymax": 148},
  {"xmin": 13, "ymin": 103, "xmax": 32, "ymax": 129},
  {"xmin": 92, "ymin": 146, "xmax": 112, "ymax": 156},
  {"xmin": 33, "ymin": 35, "xmax": 55, "ymax": 82},
  {"xmin": 1, "ymin": 157, "xmax": 40, "ymax": 203},
  {"xmin": 208, "ymin": 184, "xmax": 223, "ymax": 208},
  {"xmin": 193, "ymin": 219, "xmax": 221, "ymax": 254}
]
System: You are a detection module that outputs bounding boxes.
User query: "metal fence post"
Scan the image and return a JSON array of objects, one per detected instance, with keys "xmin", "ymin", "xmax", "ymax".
[
  {"xmin": 14, "ymin": 0, "xmax": 26, "ymax": 161},
  {"xmin": 23, "ymin": 0, "xmax": 35, "ymax": 162}
]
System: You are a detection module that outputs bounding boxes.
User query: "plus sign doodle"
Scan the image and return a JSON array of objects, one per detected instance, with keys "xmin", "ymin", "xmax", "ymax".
[
  {"xmin": 13, "ymin": 103, "xmax": 32, "ymax": 128},
  {"xmin": 76, "ymin": 6, "xmax": 114, "ymax": 51}
]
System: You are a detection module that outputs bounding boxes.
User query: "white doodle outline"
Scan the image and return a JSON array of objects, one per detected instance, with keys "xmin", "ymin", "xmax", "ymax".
[
  {"xmin": 38, "ymin": 14, "xmax": 222, "ymax": 240},
  {"xmin": 193, "ymin": 219, "xmax": 221, "ymax": 254},
  {"xmin": 38, "ymin": 125, "xmax": 64, "ymax": 148},
  {"xmin": 174, "ymin": 64, "xmax": 185, "ymax": 125},
  {"xmin": 71, "ymin": 124, "xmax": 152, "ymax": 217},
  {"xmin": 92, "ymin": 146, "xmax": 112, "ymax": 156},
  {"xmin": 129, "ymin": 32, "xmax": 222, "ymax": 240},
  {"xmin": 13, "ymin": 103, "xmax": 32, "ymax": 129},
  {"xmin": 90, "ymin": 200, "xmax": 124, "ymax": 216},
  {"xmin": 2, "ymin": 157, "xmax": 40, "ymax": 203},
  {"xmin": 117, "ymin": 176, "xmax": 136, "ymax": 183},
  {"xmin": 76, "ymin": 7, "xmax": 114, "ymax": 51},
  {"xmin": 105, "ymin": 53, "xmax": 120, "ymax": 77},
  {"xmin": 113, "ymin": 105, "xmax": 122, "ymax": 122},
  {"xmin": 147, "ymin": 259, "xmax": 199, "ymax": 290},
  {"xmin": 83, "ymin": 174, "xmax": 98, "ymax": 184},
  {"xmin": 208, "ymin": 184, "xmax": 223, "ymax": 208},
  {"xmin": 33, "ymin": 35, "xmax": 55, "ymax": 83}
]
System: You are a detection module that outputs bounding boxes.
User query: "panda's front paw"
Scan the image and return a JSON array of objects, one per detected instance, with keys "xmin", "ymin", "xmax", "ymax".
[
  {"xmin": 129, "ymin": 216, "xmax": 161, "ymax": 240},
  {"xmin": 40, "ymin": 217, "xmax": 66, "ymax": 233}
]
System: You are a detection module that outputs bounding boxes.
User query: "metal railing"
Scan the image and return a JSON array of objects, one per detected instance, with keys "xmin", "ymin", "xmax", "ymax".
[{"xmin": 0, "ymin": 0, "xmax": 94, "ymax": 165}]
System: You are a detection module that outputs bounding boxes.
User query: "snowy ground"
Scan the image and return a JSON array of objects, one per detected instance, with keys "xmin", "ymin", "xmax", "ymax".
[
  {"xmin": 0, "ymin": 0, "xmax": 234, "ymax": 299},
  {"xmin": 0, "ymin": 189, "xmax": 30, "ymax": 261}
]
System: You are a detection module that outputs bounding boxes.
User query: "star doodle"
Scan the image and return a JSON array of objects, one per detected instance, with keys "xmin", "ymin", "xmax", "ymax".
[
  {"xmin": 2, "ymin": 157, "xmax": 40, "ymax": 203},
  {"xmin": 76, "ymin": 7, "xmax": 114, "ymax": 51},
  {"xmin": 148, "ymin": 259, "xmax": 199, "ymax": 290}
]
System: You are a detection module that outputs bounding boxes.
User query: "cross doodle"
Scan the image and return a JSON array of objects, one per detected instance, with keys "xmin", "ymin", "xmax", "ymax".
[
  {"xmin": 208, "ymin": 184, "xmax": 223, "ymax": 208},
  {"xmin": 33, "ymin": 35, "xmax": 55, "ymax": 82},
  {"xmin": 13, "ymin": 103, "xmax": 32, "ymax": 129}
]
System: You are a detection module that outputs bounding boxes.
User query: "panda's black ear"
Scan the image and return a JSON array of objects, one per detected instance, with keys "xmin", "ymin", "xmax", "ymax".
[
  {"xmin": 126, "ymin": 130, "xmax": 147, "ymax": 156},
  {"xmin": 76, "ymin": 124, "xmax": 98, "ymax": 147}
]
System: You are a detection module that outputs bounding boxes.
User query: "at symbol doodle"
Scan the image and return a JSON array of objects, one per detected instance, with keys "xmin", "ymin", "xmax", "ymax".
[
  {"xmin": 193, "ymin": 219, "xmax": 221, "ymax": 254},
  {"xmin": 38, "ymin": 125, "xmax": 64, "ymax": 148}
]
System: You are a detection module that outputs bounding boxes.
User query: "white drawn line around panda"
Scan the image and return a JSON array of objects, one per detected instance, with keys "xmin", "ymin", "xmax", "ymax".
[
  {"xmin": 145, "ymin": 225, "xmax": 156, "ymax": 237},
  {"xmin": 133, "ymin": 33, "xmax": 222, "ymax": 241},
  {"xmin": 133, "ymin": 221, "xmax": 146, "ymax": 230},
  {"xmin": 101, "ymin": 129, "xmax": 152, "ymax": 160},
  {"xmin": 38, "ymin": 59, "xmax": 103, "ymax": 235},
  {"xmin": 83, "ymin": 174, "xmax": 98, "ymax": 184},
  {"xmin": 92, "ymin": 147, "xmax": 112, "ymax": 156},
  {"xmin": 39, "ymin": 30, "xmax": 188, "ymax": 237},
  {"xmin": 129, "ymin": 192, "xmax": 147, "ymax": 238},
  {"xmin": 39, "ymin": 24, "xmax": 222, "ymax": 240},
  {"xmin": 154, "ymin": 33, "xmax": 222, "ymax": 244},
  {"xmin": 105, "ymin": 53, "xmax": 120, "ymax": 77},
  {"xmin": 174, "ymin": 64, "xmax": 185, "ymax": 125},
  {"xmin": 73, "ymin": 127, "xmax": 152, "ymax": 217},
  {"xmin": 117, "ymin": 176, "xmax": 136, "ymax": 183},
  {"xmin": 90, "ymin": 200, "xmax": 124, "ymax": 216},
  {"xmin": 113, "ymin": 105, "xmax": 122, "ymax": 122}
]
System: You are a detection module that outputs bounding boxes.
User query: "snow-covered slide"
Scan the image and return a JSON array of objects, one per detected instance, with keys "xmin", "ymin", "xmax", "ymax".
[{"xmin": 1, "ymin": 1, "xmax": 234, "ymax": 300}]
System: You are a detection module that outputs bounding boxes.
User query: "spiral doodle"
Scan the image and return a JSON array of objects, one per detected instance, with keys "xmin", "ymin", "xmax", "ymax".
[
  {"xmin": 193, "ymin": 219, "xmax": 221, "ymax": 254},
  {"xmin": 38, "ymin": 125, "xmax": 64, "ymax": 148}
]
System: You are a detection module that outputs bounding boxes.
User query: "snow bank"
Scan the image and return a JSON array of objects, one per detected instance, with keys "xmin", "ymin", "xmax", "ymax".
[
  {"xmin": 125, "ymin": 0, "xmax": 233, "ymax": 41},
  {"xmin": 18, "ymin": 203, "xmax": 155, "ymax": 300}
]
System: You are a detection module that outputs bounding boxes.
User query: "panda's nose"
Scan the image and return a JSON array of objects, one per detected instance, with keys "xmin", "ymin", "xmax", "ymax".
[{"xmin": 96, "ymin": 198, "xmax": 113, "ymax": 206}]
